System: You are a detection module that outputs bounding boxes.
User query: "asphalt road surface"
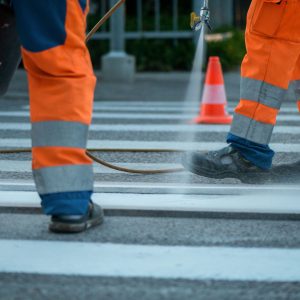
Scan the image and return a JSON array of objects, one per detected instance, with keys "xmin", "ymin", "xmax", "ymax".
[{"xmin": 0, "ymin": 73, "xmax": 300, "ymax": 300}]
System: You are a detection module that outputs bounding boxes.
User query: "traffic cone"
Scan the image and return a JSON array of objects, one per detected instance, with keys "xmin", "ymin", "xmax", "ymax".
[{"xmin": 193, "ymin": 56, "xmax": 232, "ymax": 124}]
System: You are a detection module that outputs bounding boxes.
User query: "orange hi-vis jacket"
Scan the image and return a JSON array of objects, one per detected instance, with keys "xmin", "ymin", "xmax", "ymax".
[
  {"xmin": 230, "ymin": 0, "xmax": 300, "ymax": 145},
  {"xmin": 13, "ymin": 0, "xmax": 96, "ymax": 215}
]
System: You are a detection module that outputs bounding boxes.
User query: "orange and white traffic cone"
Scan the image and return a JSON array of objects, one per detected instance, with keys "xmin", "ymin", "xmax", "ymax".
[{"xmin": 193, "ymin": 56, "xmax": 232, "ymax": 124}]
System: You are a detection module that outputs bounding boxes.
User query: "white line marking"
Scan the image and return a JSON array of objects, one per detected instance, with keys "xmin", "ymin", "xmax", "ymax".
[
  {"xmin": 92, "ymin": 106, "xmax": 299, "ymax": 114},
  {"xmin": 19, "ymin": 101, "xmax": 206, "ymax": 109},
  {"xmin": 0, "ymin": 191, "xmax": 299, "ymax": 214},
  {"xmin": 23, "ymin": 101, "xmax": 196, "ymax": 109},
  {"xmin": 0, "ymin": 182, "xmax": 299, "ymax": 195},
  {"xmin": 20, "ymin": 103, "xmax": 300, "ymax": 113},
  {"xmin": 0, "ymin": 123, "xmax": 29, "ymax": 130},
  {"xmin": 0, "ymin": 112, "xmax": 193, "ymax": 118},
  {"xmin": 93, "ymin": 107, "xmax": 200, "ymax": 112},
  {"xmin": 0, "ymin": 112, "xmax": 29, "ymax": 117},
  {"xmin": 1, "ymin": 240, "xmax": 300, "ymax": 281},
  {"xmin": 91, "ymin": 102, "xmax": 300, "ymax": 112},
  {"xmin": 0, "ymin": 111, "xmax": 298, "ymax": 121},
  {"xmin": 0, "ymin": 123, "xmax": 299, "ymax": 134},
  {"xmin": 0, "ymin": 139, "xmax": 299, "ymax": 152},
  {"xmin": 92, "ymin": 102, "xmax": 300, "ymax": 112},
  {"xmin": 22, "ymin": 100, "xmax": 298, "ymax": 107}
]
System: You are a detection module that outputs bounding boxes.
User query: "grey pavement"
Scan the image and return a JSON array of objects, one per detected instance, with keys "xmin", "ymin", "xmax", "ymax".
[
  {"xmin": 3, "ymin": 70, "xmax": 241, "ymax": 102},
  {"xmin": 3, "ymin": 69, "xmax": 299, "ymax": 102},
  {"xmin": 0, "ymin": 70, "xmax": 300, "ymax": 299},
  {"xmin": 1, "ymin": 274, "xmax": 299, "ymax": 300},
  {"xmin": 1, "ymin": 214, "xmax": 300, "ymax": 248}
]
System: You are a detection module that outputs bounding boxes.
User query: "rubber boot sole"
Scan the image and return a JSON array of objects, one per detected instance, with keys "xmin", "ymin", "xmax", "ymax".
[{"xmin": 49, "ymin": 209, "xmax": 104, "ymax": 234}]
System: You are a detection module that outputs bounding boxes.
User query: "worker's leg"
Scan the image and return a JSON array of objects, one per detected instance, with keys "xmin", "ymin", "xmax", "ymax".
[
  {"xmin": 228, "ymin": 0, "xmax": 300, "ymax": 170},
  {"xmin": 12, "ymin": 0, "xmax": 96, "ymax": 215},
  {"xmin": 291, "ymin": 56, "xmax": 300, "ymax": 112},
  {"xmin": 182, "ymin": 0, "xmax": 300, "ymax": 181}
]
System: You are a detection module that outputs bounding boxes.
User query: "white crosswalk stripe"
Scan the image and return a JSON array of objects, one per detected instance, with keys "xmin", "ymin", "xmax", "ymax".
[
  {"xmin": 0, "ymin": 123, "xmax": 300, "ymax": 134},
  {"xmin": 22, "ymin": 102, "xmax": 300, "ymax": 113},
  {"xmin": 0, "ymin": 139, "xmax": 299, "ymax": 152},
  {"xmin": 1, "ymin": 239, "xmax": 300, "ymax": 282},
  {"xmin": 0, "ymin": 110, "xmax": 299, "ymax": 121},
  {"xmin": 1, "ymin": 190, "xmax": 299, "ymax": 214}
]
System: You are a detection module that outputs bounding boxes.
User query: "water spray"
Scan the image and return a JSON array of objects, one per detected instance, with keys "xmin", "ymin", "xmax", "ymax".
[{"xmin": 190, "ymin": 0, "xmax": 212, "ymax": 32}]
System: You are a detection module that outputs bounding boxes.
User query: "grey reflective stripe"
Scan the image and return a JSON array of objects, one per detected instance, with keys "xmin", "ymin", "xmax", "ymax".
[
  {"xmin": 31, "ymin": 121, "xmax": 89, "ymax": 148},
  {"xmin": 240, "ymin": 77, "xmax": 286, "ymax": 109},
  {"xmin": 33, "ymin": 164, "xmax": 93, "ymax": 195},
  {"xmin": 294, "ymin": 80, "xmax": 300, "ymax": 99},
  {"xmin": 230, "ymin": 113, "xmax": 274, "ymax": 145}
]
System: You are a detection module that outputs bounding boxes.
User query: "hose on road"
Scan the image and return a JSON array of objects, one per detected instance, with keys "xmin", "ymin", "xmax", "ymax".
[{"xmin": 0, "ymin": 148, "xmax": 185, "ymax": 174}]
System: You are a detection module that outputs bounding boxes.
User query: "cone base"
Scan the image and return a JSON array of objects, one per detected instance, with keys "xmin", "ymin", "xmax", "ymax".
[
  {"xmin": 193, "ymin": 115, "xmax": 233, "ymax": 125},
  {"xmin": 192, "ymin": 104, "xmax": 233, "ymax": 125}
]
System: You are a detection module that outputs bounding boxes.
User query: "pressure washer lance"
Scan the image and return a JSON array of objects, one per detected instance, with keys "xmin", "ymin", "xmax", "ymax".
[
  {"xmin": 0, "ymin": 0, "xmax": 185, "ymax": 175},
  {"xmin": 190, "ymin": 0, "xmax": 212, "ymax": 32}
]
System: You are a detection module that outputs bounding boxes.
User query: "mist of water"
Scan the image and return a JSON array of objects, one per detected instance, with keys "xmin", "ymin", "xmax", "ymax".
[
  {"xmin": 177, "ymin": 29, "xmax": 206, "ymax": 189},
  {"xmin": 183, "ymin": 29, "xmax": 206, "ymax": 110}
]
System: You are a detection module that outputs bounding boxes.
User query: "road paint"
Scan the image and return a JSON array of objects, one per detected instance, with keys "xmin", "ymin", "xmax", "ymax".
[
  {"xmin": 92, "ymin": 106, "xmax": 299, "ymax": 114},
  {"xmin": 23, "ymin": 101, "xmax": 194, "ymax": 110},
  {"xmin": 1, "ymin": 239, "xmax": 300, "ymax": 282},
  {"xmin": 0, "ymin": 181, "xmax": 300, "ymax": 194},
  {"xmin": 0, "ymin": 111, "xmax": 298, "ymax": 121},
  {"xmin": 0, "ymin": 123, "xmax": 299, "ymax": 134},
  {"xmin": 0, "ymin": 139, "xmax": 300, "ymax": 152},
  {"xmin": 0, "ymin": 191, "xmax": 299, "ymax": 215},
  {"xmin": 21, "ymin": 102, "xmax": 299, "ymax": 113}
]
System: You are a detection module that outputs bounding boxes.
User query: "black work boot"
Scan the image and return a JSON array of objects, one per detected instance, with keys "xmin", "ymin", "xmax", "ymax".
[
  {"xmin": 182, "ymin": 146, "xmax": 270, "ymax": 184},
  {"xmin": 49, "ymin": 202, "xmax": 104, "ymax": 234}
]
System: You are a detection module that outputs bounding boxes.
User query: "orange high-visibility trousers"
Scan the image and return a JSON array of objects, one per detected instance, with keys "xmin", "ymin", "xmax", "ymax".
[
  {"xmin": 228, "ymin": 0, "xmax": 300, "ymax": 169},
  {"xmin": 13, "ymin": 0, "xmax": 96, "ymax": 215}
]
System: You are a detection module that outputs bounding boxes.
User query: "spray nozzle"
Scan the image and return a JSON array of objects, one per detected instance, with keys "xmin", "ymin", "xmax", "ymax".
[{"xmin": 190, "ymin": 0, "xmax": 212, "ymax": 32}]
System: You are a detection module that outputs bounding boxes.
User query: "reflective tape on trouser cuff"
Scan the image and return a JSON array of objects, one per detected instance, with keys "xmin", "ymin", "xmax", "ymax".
[
  {"xmin": 240, "ymin": 77, "xmax": 286, "ymax": 109},
  {"xmin": 33, "ymin": 164, "xmax": 93, "ymax": 195},
  {"xmin": 31, "ymin": 121, "xmax": 89, "ymax": 148},
  {"xmin": 230, "ymin": 113, "xmax": 274, "ymax": 145},
  {"xmin": 294, "ymin": 80, "xmax": 300, "ymax": 98}
]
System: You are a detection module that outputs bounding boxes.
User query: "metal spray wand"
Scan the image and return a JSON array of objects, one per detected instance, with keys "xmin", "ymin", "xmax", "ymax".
[{"xmin": 190, "ymin": 0, "xmax": 212, "ymax": 32}]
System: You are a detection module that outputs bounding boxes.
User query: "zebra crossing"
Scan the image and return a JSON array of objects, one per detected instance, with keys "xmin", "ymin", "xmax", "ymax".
[
  {"xmin": 0, "ymin": 100, "xmax": 300, "ymax": 299},
  {"xmin": 0, "ymin": 100, "xmax": 300, "ymax": 210},
  {"xmin": 0, "ymin": 101, "xmax": 299, "ymax": 204}
]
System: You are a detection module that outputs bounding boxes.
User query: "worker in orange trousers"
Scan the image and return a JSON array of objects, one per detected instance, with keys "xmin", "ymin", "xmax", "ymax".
[
  {"xmin": 183, "ymin": 0, "xmax": 300, "ymax": 182},
  {"xmin": 11, "ymin": 0, "xmax": 104, "ymax": 232}
]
